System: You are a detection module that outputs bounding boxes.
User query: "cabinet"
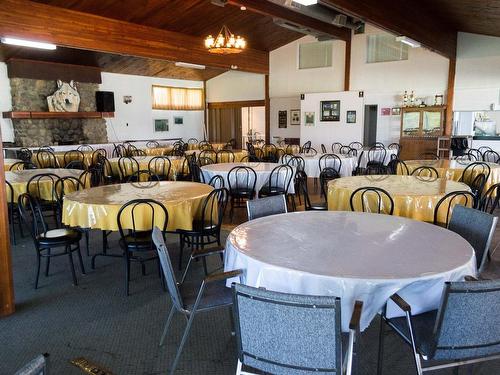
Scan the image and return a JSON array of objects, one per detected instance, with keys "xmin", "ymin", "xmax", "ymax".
[{"xmin": 399, "ymin": 106, "xmax": 446, "ymax": 160}]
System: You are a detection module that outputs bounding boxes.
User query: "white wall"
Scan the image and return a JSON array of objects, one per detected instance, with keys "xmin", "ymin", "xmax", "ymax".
[
  {"xmin": 270, "ymin": 96, "xmax": 301, "ymax": 141},
  {"xmin": 300, "ymin": 91, "xmax": 364, "ymax": 148},
  {"xmin": 205, "ymin": 70, "xmax": 265, "ymax": 102},
  {"xmin": 0, "ymin": 63, "xmax": 14, "ymax": 142},
  {"xmin": 455, "ymin": 32, "xmax": 500, "ymax": 111},
  {"xmin": 100, "ymin": 72, "xmax": 204, "ymax": 142},
  {"xmin": 269, "ymin": 35, "xmax": 346, "ymax": 98},
  {"xmin": 350, "ymin": 24, "xmax": 449, "ymax": 145}
]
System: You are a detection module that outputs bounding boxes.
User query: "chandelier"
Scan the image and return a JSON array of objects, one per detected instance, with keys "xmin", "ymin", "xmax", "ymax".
[{"xmin": 204, "ymin": 25, "xmax": 246, "ymax": 54}]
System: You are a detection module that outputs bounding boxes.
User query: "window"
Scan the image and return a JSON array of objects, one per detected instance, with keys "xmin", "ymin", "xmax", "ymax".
[
  {"xmin": 152, "ymin": 85, "xmax": 204, "ymax": 110},
  {"xmin": 367, "ymin": 34, "xmax": 408, "ymax": 63},
  {"xmin": 298, "ymin": 41, "xmax": 333, "ymax": 69}
]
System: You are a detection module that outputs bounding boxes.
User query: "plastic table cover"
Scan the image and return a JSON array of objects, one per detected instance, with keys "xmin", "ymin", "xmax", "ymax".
[{"xmin": 224, "ymin": 211, "xmax": 476, "ymax": 332}]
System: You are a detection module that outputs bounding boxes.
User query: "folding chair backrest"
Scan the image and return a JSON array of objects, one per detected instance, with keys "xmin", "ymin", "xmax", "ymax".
[
  {"xmin": 433, "ymin": 279, "xmax": 500, "ymax": 361},
  {"xmin": 232, "ymin": 283, "xmax": 342, "ymax": 374},
  {"xmin": 448, "ymin": 205, "xmax": 498, "ymax": 273},
  {"xmin": 246, "ymin": 194, "xmax": 287, "ymax": 220}
]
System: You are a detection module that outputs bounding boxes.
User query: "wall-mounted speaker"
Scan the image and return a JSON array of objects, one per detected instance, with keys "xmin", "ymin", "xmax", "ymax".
[{"xmin": 96, "ymin": 91, "xmax": 115, "ymax": 112}]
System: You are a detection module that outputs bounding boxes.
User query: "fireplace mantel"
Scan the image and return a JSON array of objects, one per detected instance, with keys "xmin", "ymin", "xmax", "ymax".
[{"xmin": 2, "ymin": 111, "xmax": 114, "ymax": 119}]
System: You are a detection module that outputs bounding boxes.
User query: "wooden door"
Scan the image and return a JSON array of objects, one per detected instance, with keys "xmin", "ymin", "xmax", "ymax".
[{"xmin": 208, "ymin": 108, "xmax": 242, "ymax": 149}]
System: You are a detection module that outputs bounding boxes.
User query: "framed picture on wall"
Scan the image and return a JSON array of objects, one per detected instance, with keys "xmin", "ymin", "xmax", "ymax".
[
  {"xmin": 320, "ymin": 100, "xmax": 340, "ymax": 121},
  {"xmin": 290, "ymin": 109, "xmax": 300, "ymax": 125},
  {"xmin": 304, "ymin": 112, "xmax": 315, "ymax": 126},
  {"xmin": 154, "ymin": 119, "xmax": 169, "ymax": 132},
  {"xmin": 278, "ymin": 110, "xmax": 287, "ymax": 128},
  {"xmin": 174, "ymin": 116, "xmax": 183, "ymax": 125},
  {"xmin": 391, "ymin": 107, "xmax": 401, "ymax": 116},
  {"xmin": 346, "ymin": 111, "xmax": 356, "ymax": 123}
]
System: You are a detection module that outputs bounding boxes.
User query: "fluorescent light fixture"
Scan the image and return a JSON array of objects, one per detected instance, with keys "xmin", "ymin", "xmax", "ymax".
[
  {"xmin": 293, "ymin": 0, "xmax": 318, "ymax": 5},
  {"xmin": 1, "ymin": 37, "xmax": 57, "ymax": 50},
  {"xmin": 396, "ymin": 36, "xmax": 421, "ymax": 48},
  {"xmin": 175, "ymin": 61, "xmax": 206, "ymax": 70}
]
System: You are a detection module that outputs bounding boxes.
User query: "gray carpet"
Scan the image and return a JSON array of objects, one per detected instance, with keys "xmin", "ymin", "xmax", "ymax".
[{"xmin": 1, "ymin": 222, "xmax": 499, "ymax": 374}]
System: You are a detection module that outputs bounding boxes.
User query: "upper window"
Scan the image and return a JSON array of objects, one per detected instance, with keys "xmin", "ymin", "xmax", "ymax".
[
  {"xmin": 298, "ymin": 41, "xmax": 333, "ymax": 69},
  {"xmin": 152, "ymin": 85, "xmax": 204, "ymax": 110},
  {"xmin": 366, "ymin": 34, "xmax": 408, "ymax": 63}
]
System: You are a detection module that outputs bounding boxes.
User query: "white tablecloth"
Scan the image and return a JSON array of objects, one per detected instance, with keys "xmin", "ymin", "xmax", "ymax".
[
  {"xmin": 201, "ymin": 162, "xmax": 295, "ymax": 195},
  {"xmin": 225, "ymin": 211, "xmax": 476, "ymax": 332},
  {"xmin": 358, "ymin": 148, "xmax": 398, "ymax": 168},
  {"xmin": 295, "ymin": 153, "xmax": 357, "ymax": 178}
]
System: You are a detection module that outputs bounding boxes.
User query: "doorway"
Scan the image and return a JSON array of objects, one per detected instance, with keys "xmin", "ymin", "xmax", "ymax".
[
  {"xmin": 207, "ymin": 107, "xmax": 242, "ymax": 149},
  {"xmin": 364, "ymin": 105, "xmax": 378, "ymax": 146}
]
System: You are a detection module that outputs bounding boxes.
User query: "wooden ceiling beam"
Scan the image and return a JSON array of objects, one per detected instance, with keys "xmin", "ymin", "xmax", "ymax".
[
  {"xmin": 321, "ymin": 0, "xmax": 457, "ymax": 58},
  {"xmin": 227, "ymin": 0, "xmax": 351, "ymax": 41},
  {"xmin": 0, "ymin": 0, "xmax": 269, "ymax": 74}
]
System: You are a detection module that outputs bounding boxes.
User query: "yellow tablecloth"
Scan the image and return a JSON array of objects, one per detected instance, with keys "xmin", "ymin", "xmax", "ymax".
[
  {"xmin": 32, "ymin": 151, "xmax": 95, "ymax": 168},
  {"xmin": 185, "ymin": 149, "xmax": 248, "ymax": 162},
  {"xmin": 328, "ymin": 175, "xmax": 471, "ymax": 224},
  {"xmin": 108, "ymin": 156, "xmax": 185, "ymax": 180},
  {"xmin": 400, "ymin": 159, "xmax": 500, "ymax": 192},
  {"xmin": 4, "ymin": 158, "xmax": 22, "ymax": 170},
  {"xmin": 143, "ymin": 147, "xmax": 173, "ymax": 156},
  {"xmin": 62, "ymin": 181, "xmax": 213, "ymax": 231},
  {"xmin": 5, "ymin": 168, "xmax": 82, "ymax": 202}
]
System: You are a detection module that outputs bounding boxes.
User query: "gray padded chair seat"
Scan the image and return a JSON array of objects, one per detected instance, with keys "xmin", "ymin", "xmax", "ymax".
[
  {"xmin": 386, "ymin": 310, "xmax": 438, "ymax": 358},
  {"xmin": 180, "ymin": 279, "xmax": 233, "ymax": 310}
]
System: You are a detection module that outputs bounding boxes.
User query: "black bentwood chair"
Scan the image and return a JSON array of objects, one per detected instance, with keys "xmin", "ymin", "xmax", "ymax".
[
  {"xmin": 246, "ymin": 194, "xmax": 287, "ymax": 220},
  {"xmin": 349, "ymin": 187, "xmax": 394, "ymax": 215},
  {"xmin": 152, "ymin": 227, "xmax": 242, "ymax": 375},
  {"xmin": 433, "ymin": 191, "xmax": 475, "ymax": 227},
  {"xmin": 232, "ymin": 283, "xmax": 363, "ymax": 375},
  {"xmin": 478, "ymin": 182, "xmax": 500, "ymax": 214},
  {"xmin": 117, "ymin": 199, "xmax": 168, "ymax": 296},
  {"xmin": 459, "ymin": 162, "xmax": 491, "ymax": 204},
  {"xmin": 18, "ymin": 193, "xmax": 85, "ymax": 288},
  {"xmin": 377, "ymin": 278, "xmax": 500, "ymax": 375},
  {"xmin": 299, "ymin": 171, "xmax": 328, "ymax": 211},
  {"xmin": 228, "ymin": 166, "xmax": 257, "ymax": 221}
]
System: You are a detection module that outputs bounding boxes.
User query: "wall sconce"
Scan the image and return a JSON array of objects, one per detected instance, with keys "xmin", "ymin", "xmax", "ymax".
[{"xmin": 123, "ymin": 95, "xmax": 132, "ymax": 104}]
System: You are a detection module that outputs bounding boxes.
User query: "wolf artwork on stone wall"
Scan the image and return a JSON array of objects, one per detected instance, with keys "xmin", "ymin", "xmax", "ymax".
[{"xmin": 47, "ymin": 80, "xmax": 81, "ymax": 112}]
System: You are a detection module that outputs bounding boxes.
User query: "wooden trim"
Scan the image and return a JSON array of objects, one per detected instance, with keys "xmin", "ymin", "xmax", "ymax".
[
  {"xmin": 0, "ymin": 130, "xmax": 15, "ymax": 317},
  {"xmin": 0, "ymin": 0, "xmax": 269, "ymax": 74},
  {"xmin": 344, "ymin": 39, "xmax": 351, "ymax": 91},
  {"xmin": 227, "ymin": 0, "xmax": 351, "ymax": 41},
  {"xmin": 7, "ymin": 58, "xmax": 102, "ymax": 83},
  {"xmin": 3, "ymin": 112, "xmax": 114, "ymax": 119},
  {"xmin": 207, "ymin": 100, "xmax": 265, "ymax": 109},
  {"xmin": 445, "ymin": 58, "xmax": 456, "ymax": 136},
  {"xmin": 265, "ymin": 75, "xmax": 270, "ymax": 143}
]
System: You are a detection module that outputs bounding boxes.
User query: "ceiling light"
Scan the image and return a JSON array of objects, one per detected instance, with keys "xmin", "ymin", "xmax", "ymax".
[
  {"xmin": 1, "ymin": 37, "xmax": 57, "ymax": 50},
  {"xmin": 205, "ymin": 25, "xmax": 246, "ymax": 54},
  {"xmin": 396, "ymin": 36, "xmax": 421, "ymax": 48},
  {"xmin": 175, "ymin": 62, "xmax": 206, "ymax": 70},
  {"xmin": 293, "ymin": 0, "xmax": 318, "ymax": 5},
  {"xmin": 240, "ymin": 6, "xmax": 246, "ymax": 10}
]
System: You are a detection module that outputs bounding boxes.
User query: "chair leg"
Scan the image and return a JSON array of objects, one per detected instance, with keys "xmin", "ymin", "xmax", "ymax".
[
  {"xmin": 76, "ymin": 245, "xmax": 86, "ymax": 275},
  {"xmin": 178, "ymin": 234, "xmax": 184, "ymax": 271},
  {"xmin": 169, "ymin": 311, "xmax": 197, "ymax": 375},
  {"xmin": 67, "ymin": 246, "xmax": 78, "ymax": 286},
  {"xmin": 377, "ymin": 316, "xmax": 385, "ymax": 375},
  {"xmin": 45, "ymin": 249, "xmax": 51, "ymax": 276},
  {"xmin": 125, "ymin": 251, "xmax": 131, "ymax": 296},
  {"xmin": 34, "ymin": 253, "xmax": 41, "ymax": 289},
  {"xmin": 159, "ymin": 305, "xmax": 176, "ymax": 346},
  {"xmin": 84, "ymin": 231, "xmax": 90, "ymax": 256}
]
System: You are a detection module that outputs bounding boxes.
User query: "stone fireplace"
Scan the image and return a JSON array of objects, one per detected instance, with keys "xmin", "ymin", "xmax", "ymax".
[{"xmin": 9, "ymin": 78, "xmax": 108, "ymax": 147}]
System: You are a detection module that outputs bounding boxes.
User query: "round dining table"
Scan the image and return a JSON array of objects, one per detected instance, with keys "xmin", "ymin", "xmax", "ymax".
[
  {"xmin": 143, "ymin": 146, "xmax": 173, "ymax": 156},
  {"xmin": 224, "ymin": 211, "xmax": 476, "ymax": 332},
  {"xmin": 108, "ymin": 155, "xmax": 185, "ymax": 180},
  {"xmin": 328, "ymin": 175, "xmax": 471, "ymax": 223},
  {"xmin": 62, "ymin": 181, "xmax": 213, "ymax": 231},
  {"xmin": 4, "ymin": 158, "xmax": 23, "ymax": 170},
  {"xmin": 357, "ymin": 147, "xmax": 398, "ymax": 168},
  {"xmin": 201, "ymin": 162, "xmax": 295, "ymax": 194},
  {"xmin": 5, "ymin": 168, "xmax": 82, "ymax": 202},
  {"xmin": 185, "ymin": 149, "xmax": 248, "ymax": 162},
  {"xmin": 294, "ymin": 153, "xmax": 357, "ymax": 178},
  {"xmin": 401, "ymin": 159, "xmax": 500, "ymax": 192}
]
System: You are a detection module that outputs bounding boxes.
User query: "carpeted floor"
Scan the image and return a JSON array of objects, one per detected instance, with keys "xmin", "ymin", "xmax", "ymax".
[{"xmin": 1, "ymin": 200, "xmax": 500, "ymax": 374}]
